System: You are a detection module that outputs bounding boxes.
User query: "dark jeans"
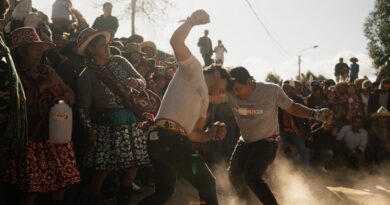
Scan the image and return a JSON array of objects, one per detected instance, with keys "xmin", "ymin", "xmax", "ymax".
[
  {"xmin": 202, "ymin": 53, "xmax": 213, "ymax": 66},
  {"xmin": 139, "ymin": 128, "xmax": 218, "ymax": 205},
  {"xmin": 228, "ymin": 138, "xmax": 279, "ymax": 205}
]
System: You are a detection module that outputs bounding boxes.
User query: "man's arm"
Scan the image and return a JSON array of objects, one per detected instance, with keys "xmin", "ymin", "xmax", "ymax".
[
  {"xmin": 188, "ymin": 117, "xmax": 226, "ymax": 143},
  {"xmin": 170, "ymin": 10, "xmax": 210, "ymax": 62},
  {"xmin": 284, "ymin": 103, "xmax": 333, "ymax": 124}
]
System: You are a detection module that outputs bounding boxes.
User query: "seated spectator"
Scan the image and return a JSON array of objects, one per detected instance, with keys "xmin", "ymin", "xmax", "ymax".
[
  {"xmin": 92, "ymin": 2, "xmax": 119, "ymax": 33},
  {"xmin": 336, "ymin": 116, "xmax": 368, "ymax": 169}
]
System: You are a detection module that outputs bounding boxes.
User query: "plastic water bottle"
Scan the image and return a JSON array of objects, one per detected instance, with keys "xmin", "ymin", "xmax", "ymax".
[{"xmin": 49, "ymin": 100, "xmax": 72, "ymax": 144}]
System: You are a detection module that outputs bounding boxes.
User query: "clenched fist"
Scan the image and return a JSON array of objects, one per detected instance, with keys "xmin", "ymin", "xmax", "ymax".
[
  {"xmin": 187, "ymin": 9, "xmax": 210, "ymax": 26},
  {"xmin": 208, "ymin": 121, "xmax": 226, "ymax": 141}
]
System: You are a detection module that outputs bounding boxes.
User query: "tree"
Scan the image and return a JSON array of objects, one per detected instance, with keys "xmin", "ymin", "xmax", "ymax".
[
  {"xmin": 265, "ymin": 72, "xmax": 283, "ymax": 86},
  {"xmin": 364, "ymin": 0, "xmax": 390, "ymax": 75},
  {"xmin": 103, "ymin": 0, "xmax": 174, "ymax": 35}
]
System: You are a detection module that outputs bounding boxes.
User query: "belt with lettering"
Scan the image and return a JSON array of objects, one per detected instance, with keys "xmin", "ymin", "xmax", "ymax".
[{"xmin": 155, "ymin": 119, "xmax": 187, "ymax": 136}]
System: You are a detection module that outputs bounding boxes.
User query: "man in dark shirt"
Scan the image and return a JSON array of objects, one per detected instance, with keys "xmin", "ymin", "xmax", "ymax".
[
  {"xmin": 334, "ymin": 57, "xmax": 349, "ymax": 82},
  {"xmin": 92, "ymin": 2, "xmax": 119, "ymax": 33},
  {"xmin": 197, "ymin": 29, "xmax": 213, "ymax": 66}
]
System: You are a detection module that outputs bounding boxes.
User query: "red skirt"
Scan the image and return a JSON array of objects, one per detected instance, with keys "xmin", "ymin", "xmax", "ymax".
[{"xmin": 4, "ymin": 141, "xmax": 80, "ymax": 193}]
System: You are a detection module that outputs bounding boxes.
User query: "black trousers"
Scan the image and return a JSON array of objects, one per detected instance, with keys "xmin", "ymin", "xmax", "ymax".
[
  {"xmin": 228, "ymin": 138, "xmax": 279, "ymax": 205},
  {"xmin": 139, "ymin": 128, "xmax": 218, "ymax": 205}
]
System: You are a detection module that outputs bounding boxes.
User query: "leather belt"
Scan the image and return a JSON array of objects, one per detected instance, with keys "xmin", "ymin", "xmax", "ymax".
[{"xmin": 155, "ymin": 119, "xmax": 187, "ymax": 136}]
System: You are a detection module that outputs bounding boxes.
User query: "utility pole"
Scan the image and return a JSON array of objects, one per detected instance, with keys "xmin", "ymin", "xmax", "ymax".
[{"xmin": 131, "ymin": 0, "xmax": 136, "ymax": 35}]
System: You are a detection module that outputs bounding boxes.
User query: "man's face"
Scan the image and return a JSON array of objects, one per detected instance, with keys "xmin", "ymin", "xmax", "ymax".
[
  {"xmin": 231, "ymin": 81, "xmax": 253, "ymax": 100},
  {"xmin": 352, "ymin": 118, "xmax": 363, "ymax": 130},
  {"xmin": 0, "ymin": 0, "xmax": 10, "ymax": 19},
  {"xmin": 103, "ymin": 5, "xmax": 112, "ymax": 16},
  {"xmin": 90, "ymin": 37, "xmax": 110, "ymax": 60},
  {"xmin": 205, "ymin": 71, "xmax": 227, "ymax": 95},
  {"xmin": 283, "ymin": 84, "xmax": 294, "ymax": 98}
]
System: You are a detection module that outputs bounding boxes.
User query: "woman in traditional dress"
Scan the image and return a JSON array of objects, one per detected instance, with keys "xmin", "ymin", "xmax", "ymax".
[
  {"xmin": 5, "ymin": 27, "xmax": 80, "ymax": 205},
  {"xmin": 76, "ymin": 28, "xmax": 149, "ymax": 204}
]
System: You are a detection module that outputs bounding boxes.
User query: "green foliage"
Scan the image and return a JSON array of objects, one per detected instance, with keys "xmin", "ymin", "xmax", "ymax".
[
  {"xmin": 364, "ymin": 0, "xmax": 390, "ymax": 75},
  {"xmin": 265, "ymin": 72, "xmax": 283, "ymax": 85}
]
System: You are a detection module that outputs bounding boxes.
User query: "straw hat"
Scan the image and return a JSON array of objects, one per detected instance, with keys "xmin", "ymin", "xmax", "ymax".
[
  {"xmin": 124, "ymin": 43, "xmax": 146, "ymax": 55},
  {"xmin": 10, "ymin": 27, "xmax": 55, "ymax": 51},
  {"xmin": 75, "ymin": 27, "xmax": 113, "ymax": 56},
  {"xmin": 350, "ymin": 57, "xmax": 358, "ymax": 62},
  {"xmin": 141, "ymin": 41, "xmax": 157, "ymax": 58},
  {"xmin": 128, "ymin": 34, "xmax": 144, "ymax": 44},
  {"xmin": 371, "ymin": 106, "xmax": 390, "ymax": 118}
]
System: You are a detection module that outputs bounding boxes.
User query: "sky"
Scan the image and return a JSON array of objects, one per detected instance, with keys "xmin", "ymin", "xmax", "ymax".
[{"xmin": 33, "ymin": 0, "xmax": 377, "ymax": 81}]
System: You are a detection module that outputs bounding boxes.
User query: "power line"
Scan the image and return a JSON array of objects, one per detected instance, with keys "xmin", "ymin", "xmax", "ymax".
[{"xmin": 243, "ymin": 0, "xmax": 290, "ymax": 58}]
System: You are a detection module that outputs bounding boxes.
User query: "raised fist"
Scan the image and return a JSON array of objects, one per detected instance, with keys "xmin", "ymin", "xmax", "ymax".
[{"xmin": 188, "ymin": 9, "xmax": 210, "ymax": 26}]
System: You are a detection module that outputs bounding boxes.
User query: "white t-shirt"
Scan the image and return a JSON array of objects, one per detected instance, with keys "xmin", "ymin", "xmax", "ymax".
[
  {"xmin": 336, "ymin": 125, "xmax": 368, "ymax": 152},
  {"xmin": 156, "ymin": 56, "xmax": 209, "ymax": 134},
  {"xmin": 214, "ymin": 45, "xmax": 225, "ymax": 62}
]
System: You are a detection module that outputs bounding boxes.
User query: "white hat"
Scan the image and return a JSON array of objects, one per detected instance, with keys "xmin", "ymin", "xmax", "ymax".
[{"xmin": 371, "ymin": 106, "xmax": 390, "ymax": 118}]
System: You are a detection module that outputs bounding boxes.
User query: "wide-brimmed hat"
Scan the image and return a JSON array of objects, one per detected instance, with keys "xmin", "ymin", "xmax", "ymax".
[
  {"xmin": 10, "ymin": 27, "xmax": 55, "ymax": 51},
  {"xmin": 124, "ymin": 43, "xmax": 146, "ymax": 55},
  {"xmin": 141, "ymin": 41, "xmax": 157, "ymax": 58},
  {"xmin": 128, "ymin": 34, "xmax": 144, "ymax": 43},
  {"xmin": 350, "ymin": 57, "xmax": 359, "ymax": 62},
  {"xmin": 371, "ymin": 106, "xmax": 390, "ymax": 118},
  {"xmin": 75, "ymin": 27, "xmax": 113, "ymax": 56},
  {"xmin": 361, "ymin": 80, "xmax": 372, "ymax": 90}
]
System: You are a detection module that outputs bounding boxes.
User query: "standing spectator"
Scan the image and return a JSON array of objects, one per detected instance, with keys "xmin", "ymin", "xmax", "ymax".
[
  {"xmin": 92, "ymin": 2, "xmax": 119, "ymax": 33},
  {"xmin": 5, "ymin": 27, "xmax": 80, "ymax": 205},
  {"xmin": 76, "ymin": 28, "xmax": 149, "ymax": 204},
  {"xmin": 279, "ymin": 80, "xmax": 309, "ymax": 164},
  {"xmin": 51, "ymin": 0, "xmax": 73, "ymax": 33},
  {"xmin": 367, "ymin": 107, "xmax": 390, "ymax": 164},
  {"xmin": 360, "ymin": 80, "xmax": 372, "ymax": 117},
  {"xmin": 344, "ymin": 84, "xmax": 363, "ymax": 122},
  {"xmin": 349, "ymin": 57, "xmax": 359, "ymax": 83},
  {"xmin": 367, "ymin": 79, "xmax": 390, "ymax": 116},
  {"xmin": 0, "ymin": 0, "xmax": 27, "ymax": 171},
  {"xmin": 307, "ymin": 81, "xmax": 326, "ymax": 108},
  {"xmin": 334, "ymin": 57, "xmax": 349, "ymax": 82},
  {"xmin": 197, "ymin": 29, "xmax": 213, "ymax": 66},
  {"xmin": 213, "ymin": 40, "xmax": 227, "ymax": 64}
]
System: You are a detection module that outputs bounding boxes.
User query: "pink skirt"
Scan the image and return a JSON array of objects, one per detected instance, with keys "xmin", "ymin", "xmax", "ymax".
[{"xmin": 5, "ymin": 141, "xmax": 80, "ymax": 192}]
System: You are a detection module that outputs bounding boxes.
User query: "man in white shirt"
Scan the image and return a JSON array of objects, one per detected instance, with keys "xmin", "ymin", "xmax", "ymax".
[
  {"xmin": 139, "ymin": 10, "xmax": 228, "ymax": 205},
  {"xmin": 336, "ymin": 116, "xmax": 368, "ymax": 168}
]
